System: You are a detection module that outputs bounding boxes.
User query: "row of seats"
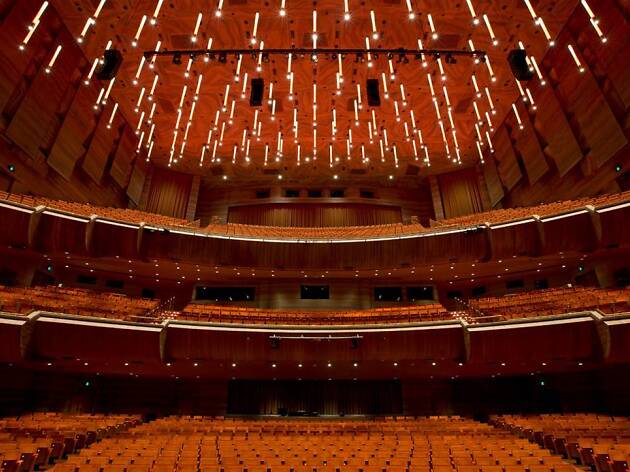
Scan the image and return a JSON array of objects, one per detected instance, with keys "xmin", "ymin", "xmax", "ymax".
[
  {"xmin": 201, "ymin": 222, "xmax": 428, "ymax": 239},
  {"xmin": 2, "ymin": 190, "xmax": 629, "ymax": 240},
  {"xmin": 432, "ymin": 191, "xmax": 630, "ymax": 228},
  {"xmin": 176, "ymin": 191, "xmax": 630, "ymax": 239},
  {"xmin": 0, "ymin": 413, "xmax": 140, "ymax": 472},
  {"xmin": 0, "ymin": 191, "xmax": 194, "ymax": 229},
  {"xmin": 2, "ymin": 284, "xmax": 628, "ymax": 326},
  {"xmin": 178, "ymin": 303, "xmax": 454, "ymax": 325},
  {"xmin": 47, "ymin": 416, "xmax": 584, "ymax": 472},
  {"xmin": 467, "ymin": 286, "xmax": 630, "ymax": 322},
  {"xmin": 490, "ymin": 414, "xmax": 630, "ymax": 472},
  {"xmin": 0, "ymin": 285, "xmax": 161, "ymax": 323}
]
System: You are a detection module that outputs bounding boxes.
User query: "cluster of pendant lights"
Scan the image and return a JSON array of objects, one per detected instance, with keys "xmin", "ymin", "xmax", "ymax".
[{"xmin": 19, "ymin": 0, "xmax": 608, "ymax": 176}]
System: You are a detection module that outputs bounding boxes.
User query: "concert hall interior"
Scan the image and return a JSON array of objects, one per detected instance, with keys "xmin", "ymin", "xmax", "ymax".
[{"xmin": 0, "ymin": 0, "xmax": 629, "ymax": 471}]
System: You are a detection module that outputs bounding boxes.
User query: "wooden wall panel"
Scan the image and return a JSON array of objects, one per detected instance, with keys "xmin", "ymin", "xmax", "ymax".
[
  {"xmin": 47, "ymin": 82, "xmax": 99, "ymax": 179},
  {"xmin": 196, "ymin": 183, "xmax": 435, "ymax": 227},
  {"xmin": 493, "ymin": 126, "xmax": 522, "ymax": 191},
  {"xmin": 82, "ymin": 107, "xmax": 121, "ymax": 184},
  {"xmin": 127, "ymin": 161, "xmax": 147, "ymax": 206},
  {"xmin": 110, "ymin": 125, "xmax": 136, "ymax": 188},
  {"xmin": 531, "ymin": 86, "xmax": 583, "ymax": 176},
  {"xmin": 511, "ymin": 113, "xmax": 549, "ymax": 185},
  {"xmin": 5, "ymin": 30, "xmax": 81, "ymax": 160},
  {"xmin": 481, "ymin": 155, "xmax": 504, "ymax": 208},
  {"xmin": 474, "ymin": 0, "xmax": 629, "ymax": 208},
  {"xmin": 0, "ymin": 2, "xmax": 152, "ymax": 206},
  {"xmin": 551, "ymin": 32, "xmax": 626, "ymax": 169},
  {"xmin": 227, "ymin": 204, "xmax": 403, "ymax": 227},
  {"xmin": 574, "ymin": 2, "xmax": 630, "ymax": 118},
  {"xmin": 0, "ymin": 3, "xmax": 49, "ymax": 116}
]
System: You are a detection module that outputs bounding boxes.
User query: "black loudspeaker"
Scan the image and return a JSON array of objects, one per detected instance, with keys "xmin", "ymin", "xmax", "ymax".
[
  {"xmin": 250, "ymin": 78, "xmax": 264, "ymax": 106},
  {"xmin": 507, "ymin": 49, "xmax": 534, "ymax": 81},
  {"xmin": 366, "ymin": 78, "xmax": 381, "ymax": 107},
  {"xmin": 96, "ymin": 49, "xmax": 123, "ymax": 81}
]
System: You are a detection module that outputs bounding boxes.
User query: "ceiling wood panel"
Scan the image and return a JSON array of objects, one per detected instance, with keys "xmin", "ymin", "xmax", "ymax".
[{"xmin": 45, "ymin": 0, "xmax": 577, "ymax": 183}]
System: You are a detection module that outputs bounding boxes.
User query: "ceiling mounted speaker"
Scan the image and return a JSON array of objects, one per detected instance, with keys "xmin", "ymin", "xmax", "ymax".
[
  {"xmin": 96, "ymin": 49, "xmax": 123, "ymax": 81},
  {"xmin": 507, "ymin": 49, "xmax": 534, "ymax": 81},
  {"xmin": 366, "ymin": 78, "xmax": 381, "ymax": 107},
  {"xmin": 250, "ymin": 78, "xmax": 264, "ymax": 107}
]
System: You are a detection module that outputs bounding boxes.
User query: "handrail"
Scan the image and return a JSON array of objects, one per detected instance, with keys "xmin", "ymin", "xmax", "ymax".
[
  {"xmin": 2, "ymin": 191, "xmax": 630, "ymax": 242},
  {"xmin": 453, "ymin": 297, "xmax": 503, "ymax": 323},
  {"xmin": 143, "ymin": 296, "xmax": 176, "ymax": 321}
]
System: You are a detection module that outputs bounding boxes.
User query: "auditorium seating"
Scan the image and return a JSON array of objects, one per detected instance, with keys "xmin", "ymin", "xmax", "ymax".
[
  {"xmin": 0, "ymin": 285, "xmax": 161, "ymax": 323},
  {"xmin": 2, "ymin": 190, "xmax": 629, "ymax": 241},
  {"xmin": 490, "ymin": 414, "xmax": 630, "ymax": 472},
  {"xmin": 467, "ymin": 286, "xmax": 630, "ymax": 322},
  {"xmin": 0, "ymin": 191, "xmax": 195, "ymax": 229},
  {"xmin": 46, "ymin": 415, "xmax": 583, "ymax": 472},
  {"xmin": 432, "ymin": 191, "xmax": 630, "ymax": 229},
  {"xmin": 178, "ymin": 303, "xmax": 453, "ymax": 325},
  {"xmin": 3, "ymin": 285, "xmax": 628, "ymax": 326},
  {"xmin": 0, "ymin": 413, "xmax": 140, "ymax": 472},
  {"xmin": 201, "ymin": 222, "xmax": 428, "ymax": 239}
]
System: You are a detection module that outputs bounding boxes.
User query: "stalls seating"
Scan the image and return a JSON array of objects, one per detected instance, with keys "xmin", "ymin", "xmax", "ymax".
[
  {"xmin": 46, "ymin": 415, "xmax": 584, "ymax": 472},
  {"xmin": 0, "ymin": 413, "xmax": 139, "ymax": 472},
  {"xmin": 491, "ymin": 414, "xmax": 630, "ymax": 472}
]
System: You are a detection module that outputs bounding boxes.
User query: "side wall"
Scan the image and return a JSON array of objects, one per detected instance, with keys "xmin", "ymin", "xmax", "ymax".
[
  {"xmin": 480, "ymin": 0, "xmax": 629, "ymax": 207},
  {"xmin": 434, "ymin": 0, "xmax": 629, "ymax": 213},
  {"xmin": 0, "ymin": 2, "xmax": 150, "ymax": 206}
]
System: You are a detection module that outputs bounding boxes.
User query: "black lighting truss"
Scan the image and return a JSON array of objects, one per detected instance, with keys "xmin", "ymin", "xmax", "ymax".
[{"xmin": 144, "ymin": 47, "xmax": 486, "ymax": 62}]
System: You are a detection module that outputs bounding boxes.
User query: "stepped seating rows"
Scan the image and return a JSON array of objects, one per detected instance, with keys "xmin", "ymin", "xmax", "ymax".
[
  {"xmin": 0, "ymin": 191, "xmax": 193, "ymax": 229},
  {"xmin": 467, "ymin": 287, "xmax": 630, "ymax": 322},
  {"xmin": 0, "ymin": 285, "xmax": 160, "ymax": 323},
  {"xmin": 2, "ymin": 190, "xmax": 629, "ymax": 240},
  {"xmin": 178, "ymin": 303, "xmax": 454, "ymax": 325},
  {"xmin": 490, "ymin": 414, "xmax": 630, "ymax": 472},
  {"xmin": 49, "ymin": 416, "xmax": 582, "ymax": 472},
  {"xmin": 201, "ymin": 222, "xmax": 428, "ymax": 240},
  {"xmin": 0, "ymin": 413, "xmax": 140, "ymax": 472},
  {"xmin": 432, "ymin": 191, "xmax": 630, "ymax": 228},
  {"xmin": 2, "ymin": 285, "xmax": 628, "ymax": 326}
]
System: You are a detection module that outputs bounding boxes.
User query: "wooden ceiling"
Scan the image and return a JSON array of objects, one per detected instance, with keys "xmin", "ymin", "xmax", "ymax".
[{"xmin": 47, "ymin": 0, "xmax": 577, "ymax": 183}]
